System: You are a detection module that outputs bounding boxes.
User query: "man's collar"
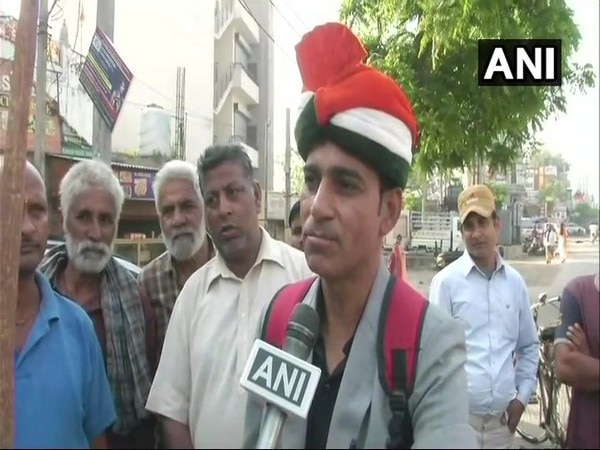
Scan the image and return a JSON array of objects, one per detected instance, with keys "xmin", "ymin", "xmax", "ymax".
[
  {"xmin": 211, "ymin": 227, "xmax": 285, "ymax": 282},
  {"xmin": 458, "ymin": 250, "xmax": 506, "ymax": 278},
  {"xmin": 35, "ymin": 271, "xmax": 60, "ymax": 322}
]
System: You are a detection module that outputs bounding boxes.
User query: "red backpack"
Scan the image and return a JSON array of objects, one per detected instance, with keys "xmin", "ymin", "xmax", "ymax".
[{"xmin": 261, "ymin": 275, "xmax": 429, "ymax": 449}]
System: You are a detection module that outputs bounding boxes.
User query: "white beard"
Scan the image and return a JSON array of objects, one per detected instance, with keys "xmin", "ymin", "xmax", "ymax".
[
  {"xmin": 65, "ymin": 233, "xmax": 113, "ymax": 274},
  {"xmin": 163, "ymin": 221, "xmax": 206, "ymax": 261}
]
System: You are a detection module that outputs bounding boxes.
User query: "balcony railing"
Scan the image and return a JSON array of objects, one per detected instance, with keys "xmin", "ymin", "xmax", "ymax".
[
  {"xmin": 213, "ymin": 62, "xmax": 259, "ymax": 111},
  {"xmin": 214, "ymin": 2, "xmax": 234, "ymax": 37},
  {"xmin": 214, "ymin": 63, "xmax": 234, "ymax": 110},
  {"xmin": 214, "ymin": 0, "xmax": 260, "ymax": 43}
]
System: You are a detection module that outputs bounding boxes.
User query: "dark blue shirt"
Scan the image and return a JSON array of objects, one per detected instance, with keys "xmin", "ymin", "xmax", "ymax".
[{"xmin": 14, "ymin": 272, "xmax": 116, "ymax": 449}]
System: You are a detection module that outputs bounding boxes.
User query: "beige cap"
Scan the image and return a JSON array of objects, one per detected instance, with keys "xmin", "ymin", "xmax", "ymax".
[{"xmin": 458, "ymin": 184, "xmax": 496, "ymax": 223}]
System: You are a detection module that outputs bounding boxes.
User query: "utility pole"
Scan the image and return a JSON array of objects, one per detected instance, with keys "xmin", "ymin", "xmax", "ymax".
[
  {"xmin": 0, "ymin": 1, "xmax": 39, "ymax": 448},
  {"xmin": 93, "ymin": 0, "xmax": 115, "ymax": 163},
  {"xmin": 284, "ymin": 108, "xmax": 291, "ymax": 225},
  {"xmin": 34, "ymin": 0, "xmax": 48, "ymax": 179},
  {"xmin": 263, "ymin": 119, "xmax": 271, "ymax": 233}
]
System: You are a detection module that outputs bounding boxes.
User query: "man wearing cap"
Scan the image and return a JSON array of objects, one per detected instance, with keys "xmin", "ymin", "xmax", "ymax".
[
  {"xmin": 429, "ymin": 185, "xmax": 539, "ymax": 449},
  {"xmin": 243, "ymin": 22, "xmax": 476, "ymax": 449},
  {"xmin": 288, "ymin": 200, "xmax": 303, "ymax": 251}
]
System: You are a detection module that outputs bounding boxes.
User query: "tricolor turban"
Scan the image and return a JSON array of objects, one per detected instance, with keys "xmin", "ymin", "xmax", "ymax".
[{"xmin": 294, "ymin": 23, "xmax": 420, "ymax": 189}]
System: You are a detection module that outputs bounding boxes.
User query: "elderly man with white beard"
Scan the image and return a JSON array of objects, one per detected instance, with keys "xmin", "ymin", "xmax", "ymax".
[
  {"xmin": 39, "ymin": 159, "xmax": 158, "ymax": 449},
  {"xmin": 138, "ymin": 160, "xmax": 215, "ymax": 359}
]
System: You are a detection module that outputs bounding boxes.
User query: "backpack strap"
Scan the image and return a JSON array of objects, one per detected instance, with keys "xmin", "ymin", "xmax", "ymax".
[
  {"xmin": 261, "ymin": 277, "xmax": 318, "ymax": 348},
  {"xmin": 377, "ymin": 276, "xmax": 429, "ymax": 449}
]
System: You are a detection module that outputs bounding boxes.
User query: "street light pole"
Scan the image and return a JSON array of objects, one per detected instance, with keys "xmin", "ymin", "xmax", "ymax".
[
  {"xmin": 34, "ymin": 0, "xmax": 48, "ymax": 179},
  {"xmin": 93, "ymin": 0, "xmax": 115, "ymax": 163}
]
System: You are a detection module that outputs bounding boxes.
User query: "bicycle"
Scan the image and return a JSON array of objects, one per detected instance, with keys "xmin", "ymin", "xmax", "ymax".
[{"xmin": 516, "ymin": 293, "xmax": 572, "ymax": 448}]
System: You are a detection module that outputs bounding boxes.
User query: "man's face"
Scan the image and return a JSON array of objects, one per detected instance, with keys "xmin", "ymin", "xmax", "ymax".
[
  {"xmin": 300, "ymin": 141, "xmax": 401, "ymax": 279},
  {"xmin": 158, "ymin": 179, "xmax": 206, "ymax": 261},
  {"xmin": 290, "ymin": 216, "xmax": 303, "ymax": 251},
  {"xmin": 64, "ymin": 186, "xmax": 117, "ymax": 274},
  {"xmin": 19, "ymin": 165, "xmax": 49, "ymax": 276},
  {"xmin": 202, "ymin": 160, "xmax": 261, "ymax": 261},
  {"xmin": 461, "ymin": 212, "xmax": 499, "ymax": 261}
]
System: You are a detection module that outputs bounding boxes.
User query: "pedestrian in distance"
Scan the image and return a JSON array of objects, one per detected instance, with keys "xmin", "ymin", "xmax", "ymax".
[
  {"xmin": 543, "ymin": 222, "xmax": 558, "ymax": 264},
  {"xmin": 387, "ymin": 233, "xmax": 407, "ymax": 282}
]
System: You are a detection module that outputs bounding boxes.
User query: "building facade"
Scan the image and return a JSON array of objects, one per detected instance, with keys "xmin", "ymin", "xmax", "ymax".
[{"xmin": 213, "ymin": 0, "xmax": 275, "ymax": 186}]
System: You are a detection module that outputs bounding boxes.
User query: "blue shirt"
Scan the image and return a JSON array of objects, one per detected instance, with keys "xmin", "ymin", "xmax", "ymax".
[
  {"xmin": 429, "ymin": 252, "xmax": 539, "ymax": 416},
  {"xmin": 14, "ymin": 272, "xmax": 116, "ymax": 449}
]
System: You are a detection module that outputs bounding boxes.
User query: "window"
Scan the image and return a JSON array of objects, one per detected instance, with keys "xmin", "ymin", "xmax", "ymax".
[
  {"xmin": 234, "ymin": 109, "xmax": 249, "ymax": 141},
  {"xmin": 247, "ymin": 63, "xmax": 258, "ymax": 83},
  {"xmin": 246, "ymin": 125, "xmax": 257, "ymax": 149},
  {"xmin": 234, "ymin": 34, "xmax": 250, "ymax": 69}
]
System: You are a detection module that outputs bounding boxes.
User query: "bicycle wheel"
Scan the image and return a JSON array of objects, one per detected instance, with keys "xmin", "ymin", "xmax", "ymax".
[
  {"xmin": 548, "ymin": 374, "xmax": 571, "ymax": 448},
  {"xmin": 516, "ymin": 364, "xmax": 550, "ymax": 444}
]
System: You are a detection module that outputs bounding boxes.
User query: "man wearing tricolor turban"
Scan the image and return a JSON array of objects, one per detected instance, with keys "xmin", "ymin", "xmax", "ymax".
[{"xmin": 244, "ymin": 23, "xmax": 476, "ymax": 449}]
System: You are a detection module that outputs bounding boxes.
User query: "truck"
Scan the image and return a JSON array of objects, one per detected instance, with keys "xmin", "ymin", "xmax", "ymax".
[{"xmin": 408, "ymin": 211, "xmax": 463, "ymax": 253}]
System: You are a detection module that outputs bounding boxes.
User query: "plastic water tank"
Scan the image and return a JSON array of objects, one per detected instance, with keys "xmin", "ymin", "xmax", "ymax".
[{"xmin": 139, "ymin": 104, "xmax": 172, "ymax": 157}]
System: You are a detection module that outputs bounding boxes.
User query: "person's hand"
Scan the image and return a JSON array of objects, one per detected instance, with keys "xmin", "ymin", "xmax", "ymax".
[
  {"xmin": 502, "ymin": 398, "xmax": 525, "ymax": 433},
  {"xmin": 567, "ymin": 323, "xmax": 589, "ymax": 355}
]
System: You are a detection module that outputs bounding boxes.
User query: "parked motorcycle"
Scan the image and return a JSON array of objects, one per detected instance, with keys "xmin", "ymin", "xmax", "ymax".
[{"xmin": 522, "ymin": 235, "xmax": 545, "ymax": 256}]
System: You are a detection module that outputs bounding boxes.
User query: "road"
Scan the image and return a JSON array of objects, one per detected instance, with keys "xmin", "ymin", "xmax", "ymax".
[{"xmin": 406, "ymin": 239, "xmax": 599, "ymax": 449}]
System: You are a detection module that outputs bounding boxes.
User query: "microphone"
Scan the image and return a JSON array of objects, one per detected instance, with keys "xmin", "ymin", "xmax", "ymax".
[{"xmin": 240, "ymin": 303, "xmax": 321, "ymax": 449}]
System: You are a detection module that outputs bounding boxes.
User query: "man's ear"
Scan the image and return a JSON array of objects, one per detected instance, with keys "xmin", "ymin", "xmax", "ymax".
[
  {"xmin": 253, "ymin": 180, "xmax": 262, "ymax": 213},
  {"xmin": 379, "ymin": 188, "xmax": 403, "ymax": 236}
]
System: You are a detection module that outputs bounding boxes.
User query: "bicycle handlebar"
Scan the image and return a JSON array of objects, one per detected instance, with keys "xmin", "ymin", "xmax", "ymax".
[{"xmin": 530, "ymin": 295, "xmax": 561, "ymax": 314}]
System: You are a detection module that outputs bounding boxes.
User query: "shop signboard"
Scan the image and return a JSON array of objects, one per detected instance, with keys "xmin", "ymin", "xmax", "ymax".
[
  {"xmin": 117, "ymin": 169, "xmax": 155, "ymax": 201},
  {"xmin": 79, "ymin": 28, "xmax": 133, "ymax": 130}
]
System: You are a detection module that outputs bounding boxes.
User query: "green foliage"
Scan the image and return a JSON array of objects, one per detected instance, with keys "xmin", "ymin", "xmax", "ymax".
[
  {"xmin": 340, "ymin": 0, "xmax": 595, "ymax": 175},
  {"xmin": 530, "ymin": 147, "xmax": 569, "ymax": 170},
  {"xmin": 486, "ymin": 182, "xmax": 508, "ymax": 209},
  {"xmin": 539, "ymin": 179, "xmax": 570, "ymax": 202},
  {"xmin": 404, "ymin": 190, "xmax": 423, "ymax": 211},
  {"xmin": 572, "ymin": 203, "xmax": 599, "ymax": 226}
]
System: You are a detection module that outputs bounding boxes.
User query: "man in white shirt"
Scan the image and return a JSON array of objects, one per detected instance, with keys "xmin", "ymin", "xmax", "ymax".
[
  {"xmin": 542, "ymin": 222, "xmax": 558, "ymax": 264},
  {"xmin": 429, "ymin": 184, "xmax": 539, "ymax": 449},
  {"xmin": 589, "ymin": 222, "xmax": 598, "ymax": 243},
  {"xmin": 145, "ymin": 144, "xmax": 312, "ymax": 449}
]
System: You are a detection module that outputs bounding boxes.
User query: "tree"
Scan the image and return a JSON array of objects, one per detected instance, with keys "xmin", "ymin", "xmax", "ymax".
[
  {"xmin": 403, "ymin": 190, "xmax": 423, "ymax": 211},
  {"xmin": 539, "ymin": 179, "xmax": 570, "ymax": 203},
  {"xmin": 572, "ymin": 203, "xmax": 599, "ymax": 226},
  {"xmin": 340, "ymin": 0, "xmax": 595, "ymax": 176},
  {"xmin": 485, "ymin": 182, "xmax": 508, "ymax": 209},
  {"xmin": 530, "ymin": 147, "xmax": 569, "ymax": 172}
]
